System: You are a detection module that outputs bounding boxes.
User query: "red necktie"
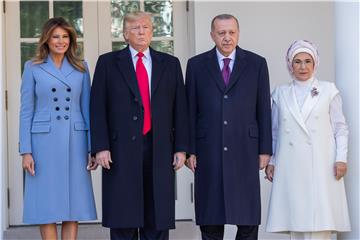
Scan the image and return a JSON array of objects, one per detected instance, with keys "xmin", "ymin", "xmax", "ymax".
[{"xmin": 136, "ymin": 52, "xmax": 151, "ymax": 135}]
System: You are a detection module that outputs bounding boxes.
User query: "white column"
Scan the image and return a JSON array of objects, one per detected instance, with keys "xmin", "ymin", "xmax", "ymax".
[
  {"xmin": 0, "ymin": 1, "xmax": 7, "ymax": 238},
  {"xmin": 335, "ymin": 2, "xmax": 360, "ymax": 240}
]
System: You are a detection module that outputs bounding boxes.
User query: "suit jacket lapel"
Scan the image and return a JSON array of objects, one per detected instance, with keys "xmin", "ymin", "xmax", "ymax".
[
  {"xmin": 282, "ymin": 83, "xmax": 309, "ymax": 136},
  {"xmin": 39, "ymin": 55, "xmax": 71, "ymax": 87},
  {"xmin": 150, "ymin": 48, "xmax": 165, "ymax": 97},
  {"xmin": 301, "ymin": 78, "xmax": 321, "ymax": 122},
  {"xmin": 225, "ymin": 46, "xmax": 247, "ymax": 93},
  {"xmin": 116, "ymin": 46, "xmax": 142, "ymax": 105},
  {"xmin": 206, "ymin": 48, "xmax": 225, "ymax": 92}
]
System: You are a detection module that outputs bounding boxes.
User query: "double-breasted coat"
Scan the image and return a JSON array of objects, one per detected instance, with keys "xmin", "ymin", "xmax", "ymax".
[
  {"xmin": 90, "ymin": 46, "xmax": 189, "ymax": 230},
  {"xmin": 266, "ymin": 80, "xmax": 351, "ymax": 232},
  {"xmin": 185, "ymin": 47, "xmax": 272, "ymax": 225},
  {"xmin": 19, "ymin": 56, "xmax": 97, "ymax": 224}
]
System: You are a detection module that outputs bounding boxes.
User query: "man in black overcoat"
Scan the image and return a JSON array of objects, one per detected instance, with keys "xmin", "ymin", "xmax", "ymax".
[{"xmin": 90, "ymin": 11, "xmax": 189, "ymax": 240}]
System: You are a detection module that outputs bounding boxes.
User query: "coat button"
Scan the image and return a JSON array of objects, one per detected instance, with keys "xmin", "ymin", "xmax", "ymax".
[
  {"xmin": 289, "ymin": 141, "xmax": 293, "ymax": 146},
  {"xmin": 224, "ymin": 147, "xmax": 228, "ymax": 151},
  {"xmin": 52, "ymin": 88, "xmax": 56, "ymax": 92},
  {"xmin": 53, "ymin": 97, "xmax": 58, "ymax": 102},
  {"xmin": 65, "ymin": 107, "xmax": 70, "ymax": 111},
  {"xmin": 67, "ymin": 88, "xmax": 71, "ymax": 92},
  {"xmin": 133, "ymin": 116, "xmax": 138, "ymax": 121},
  {"xmin": 56, "ymin": 116, "xmax": 61, "ymax": 120},
  {"xmin": 131, "ymin": 136, "xmax": 136, "ymax": 141},
  {"xmin": 224, "ymin": 95, "xmax": 228, "ymax": 99},
  {"xmin": 55, "ymin": 107, "xmax": 60, "ymax": 111},
  {"xmin": 134, "ymin": 98, "xmax": 138, "ymax": 102},
  {"xmin": 66, "ymin": 97, "xmax": 70, "ymax": 102},
  {"xmin": 223, "ymin": 120, "xmax": 228, "ymax": 125},
  {"xmin": 64, "ymin": 115, "xmax": 69, "ymax": 120},
  {"xmin": 307, "ymin": 141, "xmax": 312, "ymax": 145}
]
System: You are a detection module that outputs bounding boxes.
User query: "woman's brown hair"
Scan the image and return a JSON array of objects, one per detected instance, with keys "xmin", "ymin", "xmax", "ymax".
[{"xmin": 33, "ymin": 17, "xmax": 85, "ymax": 72}]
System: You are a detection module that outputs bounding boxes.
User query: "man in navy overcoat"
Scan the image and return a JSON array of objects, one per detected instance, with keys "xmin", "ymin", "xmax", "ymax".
[
  {"xmin": 90, "ymin": 11, "xmax": 189, "ymax": 240},
  {"xmin": 185, "ymin": 14, "xmax": 272, "ymax": 240}
]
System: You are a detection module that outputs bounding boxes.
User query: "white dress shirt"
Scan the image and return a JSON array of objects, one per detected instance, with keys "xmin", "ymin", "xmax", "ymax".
[
  {"xmin": 129, "ymin": 45, "xmax": 152, "ymax": 97},
  {"xmin": 216, "ymin": 48, "xmax": 236, "ymax": 72},
  {"xmin": 270, "ymin": 78, "xmax": 349, "ymax": 165}
]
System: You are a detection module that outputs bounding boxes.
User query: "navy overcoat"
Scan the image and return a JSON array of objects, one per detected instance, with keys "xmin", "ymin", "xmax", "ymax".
[
  {"xmin": 185, "ymin": 47, "xmax": 272, "ymax": 225},
  {"xmin": 90, "ymin": 46, "xmax": 189, "ymax": 230}
]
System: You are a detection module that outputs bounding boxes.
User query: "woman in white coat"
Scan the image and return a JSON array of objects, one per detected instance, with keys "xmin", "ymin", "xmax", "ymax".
[{"xmin": 265, "ymin": 40, "xmax": 351, "ymax": 240}]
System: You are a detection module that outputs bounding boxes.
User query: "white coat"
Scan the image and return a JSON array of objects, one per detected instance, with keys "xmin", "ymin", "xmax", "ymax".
[{"xmin": 266, "ymin": 79, "xmax": 351, "ymax": 233}]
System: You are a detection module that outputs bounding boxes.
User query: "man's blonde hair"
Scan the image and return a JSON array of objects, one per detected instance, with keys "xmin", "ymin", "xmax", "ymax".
[{"xmin": 122, "ymin": 11, "xmax": 153, "ymax": 32}]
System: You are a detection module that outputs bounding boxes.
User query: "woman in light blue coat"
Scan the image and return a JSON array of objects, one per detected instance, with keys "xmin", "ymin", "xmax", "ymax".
[{"xmin": 19, "ymin": 17, "xmax": 97, "ymax": 239}]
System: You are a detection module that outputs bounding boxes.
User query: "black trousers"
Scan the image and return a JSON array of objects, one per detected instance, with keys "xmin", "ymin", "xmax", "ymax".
[
  {"xmin": 110, "ymin": 228, "xmax": 168, "ymax": 240},
  {"xmin": 110, "ymin": 132, "xmax": 169, "ymax": 240},
  {"xmin": 200, "ymin": 225, "xmax": 258, "ymax": 240}
]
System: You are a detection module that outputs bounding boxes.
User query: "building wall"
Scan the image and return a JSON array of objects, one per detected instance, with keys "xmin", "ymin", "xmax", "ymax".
[
  {"xmin": 191, "ymin": 1, "xmax": 335, "ymax": 239},
  {"xmin": 0, "ymin": 0, "xmax": 8, "ymax": 236}
]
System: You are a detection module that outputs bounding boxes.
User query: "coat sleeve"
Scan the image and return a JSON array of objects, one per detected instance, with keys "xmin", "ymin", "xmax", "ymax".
[
  {"xmin": 81, "ymin": 61, "xmax": 91, "ymax": 152},
  {"xmin": 173, "ymin": 58, "xmax": 190, "ymax": 153},
  {"xmin": 256, "ymin": 58, "xmax": 272, "ymax": 155},
  {"xmin": 185, "ymin": 59, "xmax": 196, "ymax": 155},
  {"xmin": 19, "ymin": 61, "xmax": 35, "ymax": 154},
  {"xmin": 269, "ymin": 88, "xmax": 279, "ymax": 165},
  {"xmin": 90, "ymin": 56, "xmax": 110, "ymax": 154}
]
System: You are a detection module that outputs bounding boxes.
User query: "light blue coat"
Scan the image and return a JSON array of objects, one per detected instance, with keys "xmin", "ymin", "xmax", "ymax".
[{"xmin": 19, "ymin": 56, "xmax": 97, "ymax": 224}]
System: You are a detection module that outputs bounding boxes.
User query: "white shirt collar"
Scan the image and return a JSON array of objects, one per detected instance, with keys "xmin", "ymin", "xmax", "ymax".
[
  {"xmin": 215, "ymin": 48, "xmax": 236, "ymax": 62},
  {"xmin": 129, "ymin": 45, "xmax": 151, "ymax": 60}
]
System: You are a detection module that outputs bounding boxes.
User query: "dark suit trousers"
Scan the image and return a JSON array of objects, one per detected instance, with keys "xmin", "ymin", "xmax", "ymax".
[
  {"xmin": 200, "ymin": 225, "xmax": 258, "ymax": 240},
  {"xmin": 110, "ymin": 132, "xmax": 169, "ymax": 240}
]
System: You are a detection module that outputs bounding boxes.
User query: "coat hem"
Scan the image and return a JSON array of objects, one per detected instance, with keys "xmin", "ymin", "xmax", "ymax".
[
  {"xmin": 266, "ymin": 227, "xmax": 352, "ymax": 233},
  {"xmin": 23, "ymin": 216, "xmax": 97, "ymax": 225}
]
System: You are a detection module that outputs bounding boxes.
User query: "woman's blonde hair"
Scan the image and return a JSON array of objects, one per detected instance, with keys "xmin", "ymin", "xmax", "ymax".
[{"xmin": 33, "ymin": 17, "xmax": 85, "ymax": 72}]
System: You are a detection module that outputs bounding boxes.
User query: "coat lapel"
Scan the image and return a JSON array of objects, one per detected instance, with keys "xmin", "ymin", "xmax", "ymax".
[
  {"xmin": 301, "ymin": 79, "xmax": 322, "ymax": 122},
  {"xmin": 60, "ymin": 57, "xmax": 76, "ymax": 78},
  {"xmin": 39, "ymin": 56, "xmax": 71, "ymax": 87},
  {"xmin": 150, "ymin": 48, "xmax": 165, "ymax": 97},
  {"xmin": 206, "ymin": 48, "xmax": 226, "ymax": 92},
  {"xmin": 116, "ymin": 46, "xmax": 142, "ymax": 105},
  {"xmin": 282, "ymin": 83, "xmax": 310, "ymax": 135},
  {"xmin": 225, "ymin": 46, "xmax": 247, "ymax": 93}
]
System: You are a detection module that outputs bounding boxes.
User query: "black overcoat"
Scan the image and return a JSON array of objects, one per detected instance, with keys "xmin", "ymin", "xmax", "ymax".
[
  {"xmin": 90, "ymin": 46, "xmax": 189, "ymax": 230},
  {"xmin": 185, "ymin": 47, "xmax": 272, "ymax": 225}
]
